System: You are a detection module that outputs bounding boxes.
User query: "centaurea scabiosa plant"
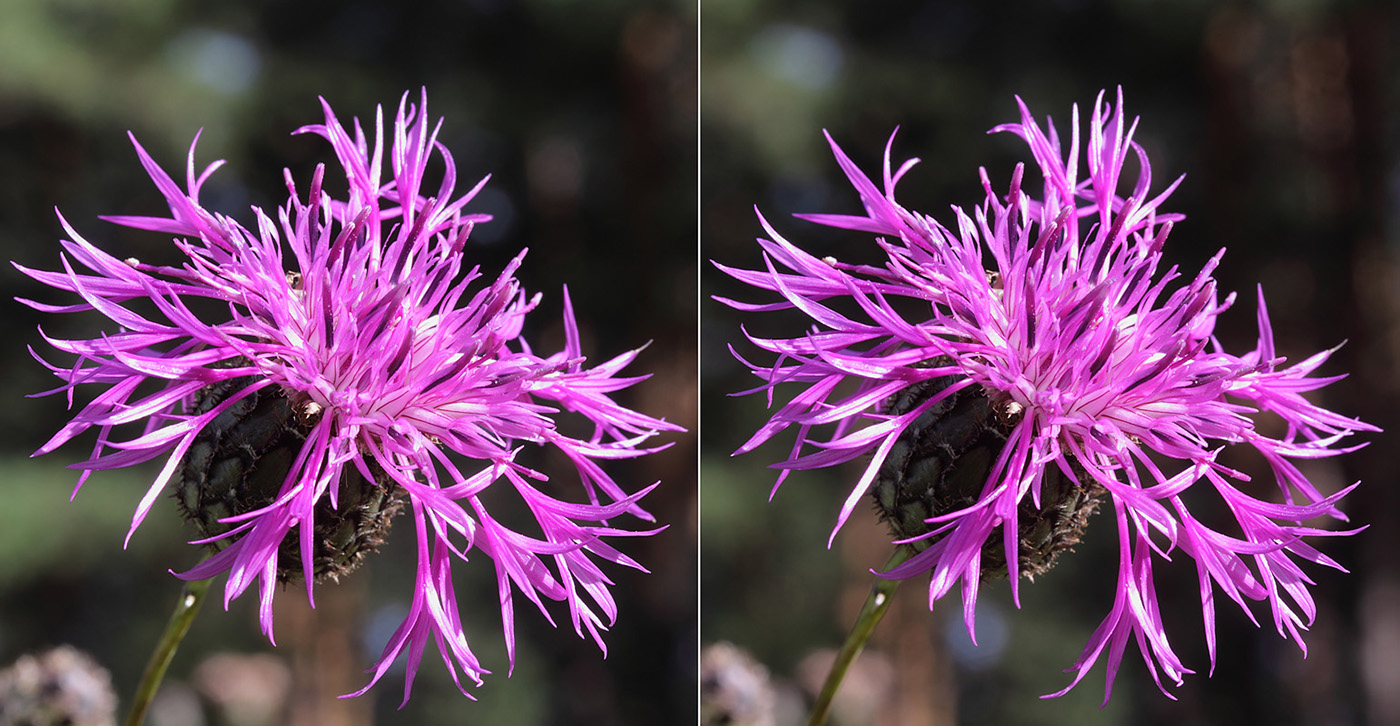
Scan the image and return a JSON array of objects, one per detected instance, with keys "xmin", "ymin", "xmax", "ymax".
[
  {"xmin": 17, "ymin": 90, "xmax": 680, "ymax": 714},
  {"xmin": 716, "ymin": 89, "xmax": 1373, "ymax": 711}
]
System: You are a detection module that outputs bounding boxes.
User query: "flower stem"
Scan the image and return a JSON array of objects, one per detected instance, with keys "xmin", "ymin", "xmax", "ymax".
[
  {"xmin": 807, "ymin": 546, "xmax": 914, "ymax": 726},
  {"xmin": 124, "ymin": 577, "xmax": 212, "ymax": 726}
]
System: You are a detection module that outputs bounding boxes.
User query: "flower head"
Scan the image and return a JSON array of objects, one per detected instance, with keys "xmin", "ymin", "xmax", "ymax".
[
  {"xmin": 18, "ymin": 90, "xmax": 681, "ymax": 702},
  {"xmin": 717, "ymin": 89, "xmax": 1374, "ymax": 702}
]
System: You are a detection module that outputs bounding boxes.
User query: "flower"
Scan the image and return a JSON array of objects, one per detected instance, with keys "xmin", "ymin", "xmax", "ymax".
[
  {"xmin": 716, "ymin": 88, "xmax": 1374, "ymax": 702},
  {"xmin": 17, "ymin": 89, "xmax": 681, "ymax": 703}
]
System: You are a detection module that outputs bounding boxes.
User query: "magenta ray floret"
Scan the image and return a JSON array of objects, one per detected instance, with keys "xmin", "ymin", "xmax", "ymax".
[
  {"xmin": 18, "ymin": 90, "xmax": 680, "ymax": 703},
  {"xmin": 717, "ymin": 88, "xmax": 1374, "ymax": 702}
]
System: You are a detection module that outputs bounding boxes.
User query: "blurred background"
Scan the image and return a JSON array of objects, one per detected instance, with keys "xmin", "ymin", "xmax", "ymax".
[
  {"xmin": 702, "ymin": 0, "xmax": 1397, "ymax": 725},
  {"xmin": 1, "ymin": 0, "xmax": 696, "ymax": 724}
]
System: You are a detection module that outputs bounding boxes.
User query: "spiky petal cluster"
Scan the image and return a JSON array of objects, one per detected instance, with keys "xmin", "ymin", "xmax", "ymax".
[
  {"xmin": 18, "ymin": 90, "xmax": 680, "ymax": 703},
  {"xmin": 717, "ymin": 89, "xmax": 1374, "ymax": 701}
]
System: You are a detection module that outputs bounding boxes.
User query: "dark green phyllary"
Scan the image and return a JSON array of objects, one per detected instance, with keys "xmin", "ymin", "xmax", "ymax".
[
  {"xmin": 177, "ymin": 375, "xmax": 404, "ymax": 584},
  {"xmin": 873, "ymin": 360, "xmax": 1103, "ymax": 581}
]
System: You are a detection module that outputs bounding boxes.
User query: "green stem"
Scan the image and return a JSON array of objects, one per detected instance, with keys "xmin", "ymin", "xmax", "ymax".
[
  {"xmin": 124, "ymin": 576, "xmax": 212, "ymax": 726},
  {"xmin": 807, "ymin": 546, "xmax": 914, "ymax": 726}
]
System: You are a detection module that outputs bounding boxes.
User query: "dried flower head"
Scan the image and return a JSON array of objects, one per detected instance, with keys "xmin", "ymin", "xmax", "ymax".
[
  {"xmin": 0, "ymin": 646, "xmax": 117, "ymax": 726},
  {"xmin": 716, "ymin": 89, "xmax": 1374, "ymax": 702},
  {"xmin": 18, "ymin": 90, "xmax": 681, "ymax": 702}
]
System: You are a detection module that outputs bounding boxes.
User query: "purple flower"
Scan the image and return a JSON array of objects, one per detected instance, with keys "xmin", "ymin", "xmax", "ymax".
[
  {"xmin": 717, "ymin": 89, "xmax": 1374, "ymax": 702},
  {"xmin": 18, "ymin": 90, "xmax": 681, "ymax": 703}
]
